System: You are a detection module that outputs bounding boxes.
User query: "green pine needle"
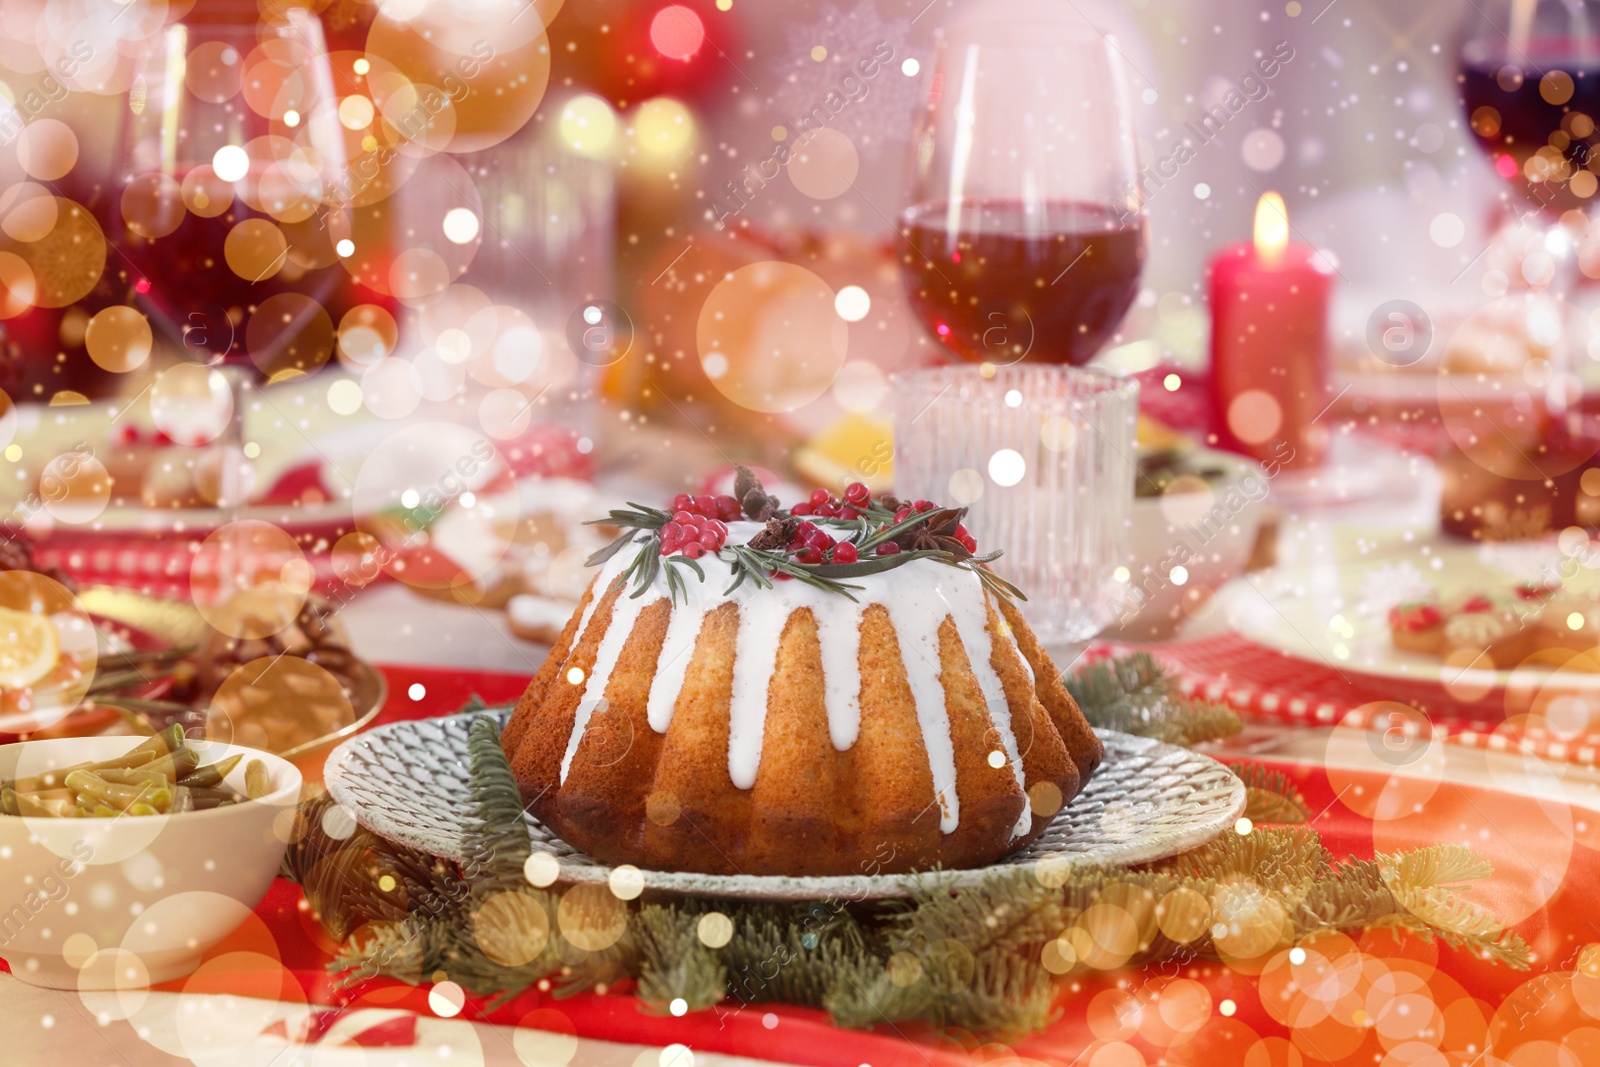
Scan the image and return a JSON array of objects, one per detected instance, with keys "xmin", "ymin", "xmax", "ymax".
[
  {"xmin": 1231, "ymin": 763, "xmax": 1311, "ymax": 824},
  {"xmin": 1065, "ymin": 652, "xmax": 1242, "ymax": 747}
]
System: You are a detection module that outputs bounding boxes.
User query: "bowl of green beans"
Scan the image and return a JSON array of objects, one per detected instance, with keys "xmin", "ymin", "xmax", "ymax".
[{"xmin": 0, "ymin": 726, "xmax": 302, "ymax": 989}]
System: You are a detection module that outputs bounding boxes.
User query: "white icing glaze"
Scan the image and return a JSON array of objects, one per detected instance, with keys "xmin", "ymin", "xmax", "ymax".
[
  {"xmin": 559, "ymin": 521, "xmax": 1025, "ymax": 834},
  {"xmin": 646, "ymin": 602, "xmax": 707, "ymax": 732},
  {"xmin": 560, "ymin": 582, "xmax": 664, "ymax": 783}
]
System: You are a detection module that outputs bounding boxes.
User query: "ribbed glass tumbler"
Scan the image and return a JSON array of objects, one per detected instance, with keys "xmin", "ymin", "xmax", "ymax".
[{"xmin": 892, "ymin": 365, "xmax": 1139, "ymax": 648}]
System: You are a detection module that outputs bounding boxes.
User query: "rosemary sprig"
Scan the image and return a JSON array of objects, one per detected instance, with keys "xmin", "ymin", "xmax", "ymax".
[
  {"xmin": 580, "ymin": 484, "xmax": 1023, "ymax": 608},
  {"xmin": 724, "ymin": 543, "xmax": 867, "ymax": 600}
]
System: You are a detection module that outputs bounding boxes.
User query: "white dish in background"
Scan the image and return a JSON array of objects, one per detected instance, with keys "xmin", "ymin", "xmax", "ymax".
[
  {"xmin": 0, "ymin": 738, "xmax": 301, "ymax": 989},
  {"xmin": 1107, "ymin": 449, "xmax": 1267, "ymax": 642},
  {"xmin": 1218, "ymin": 538, "xmax": 1600, "ymax": 692}
]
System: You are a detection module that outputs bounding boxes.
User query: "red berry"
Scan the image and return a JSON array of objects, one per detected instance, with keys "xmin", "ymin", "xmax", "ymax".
[
  {"xmin": 682, "ymin": 541, "xmax": 707, "ymax": 560},
  {"xmin": 806, "ymin": 531, "xmax": 832, "ymax": 549},
  {"xmin": 673, "ymin": 510, "xmax": 694, "ymax": 525},
  {"xmin": 716, "ymin": 495, "xmax": 740, "ymax": 521},
  {"xmin": 774, "ymin": 571, "xmax": 793, "ymax": 581},
  {"xmin": 698, "ymin": 528, "xmax": 722, "ymax": 549},
  {"xmin": 810, "ymin": 488, "xmax": 831, "ymax": 507},
  {"xmin": 877, "ymin": 542, "xmax": 901, "ymax": 556},
  {"xmin": 662, "ymin": 520, "xmax": 683, "ymax": 541},
  {"xmin": 815, "ymin": 504, "xmax": 837, "ymax": 518},
  {"xmin": 845, "ymin": 482, "xmax": 870, "ymax": 505},
  {"xmin": 673, "ymin": 493, "xmax": 691, "ymax": 510},
  {"xmin": 958, "ymin": 532, "xmax": 978, "ymax": 553},
  {"xmin": 839, "ymin": 506, "xmax": 859, "ymax": 520},
  {"xmin": 955, "ymin": 523, "xmax": 970, "ymax": 539},
  {"xmin": 791, "ymin": 502, "xmax": 814, "ymax": 516},
  {"xmin": 693, "ymin": 495, "xmax": 716, "ymax": 517},
  {"xmin": 799, "ymin": 547, "xmax": 824, "ymax": 564},
  {"xmin": 709, "ymin": 519, "xmax": 729, "ymax": 538},
  {"xmin": 832, "ymin": 542, "xmax": 859, "ymax": 564},
  {"xmin": 894, "ymin": 507, "xmax": 912, "ymax": 524},
  {"xmin": 796, "ymin": 521, "xmax": 818, "ymax": 539},
  {"xmin": 915, "ymin": 500, "xmax": 936, "ymax": 513}
]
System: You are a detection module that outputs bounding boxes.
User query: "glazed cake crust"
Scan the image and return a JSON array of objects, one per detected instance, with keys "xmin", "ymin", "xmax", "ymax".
[{"xmin": 502, "ymin": 549, "xmax": 1103, "ymax": 877}]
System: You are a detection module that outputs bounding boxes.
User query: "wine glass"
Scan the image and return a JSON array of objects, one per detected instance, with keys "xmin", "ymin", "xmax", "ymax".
[
  {"xmin": 117, "ymin": 2, "xmax": 349, "ymax": 510},
  {"xmin": 899, "ymin": 23, "xmax": 1146, "ymax": 368},
  {"xmin": 1460, "ymin": 0, "xmax": 1600, "ymax": 222},
  {"xmin": 893, "ymin": 23, "xmax": 1143, "ymax": 651}
]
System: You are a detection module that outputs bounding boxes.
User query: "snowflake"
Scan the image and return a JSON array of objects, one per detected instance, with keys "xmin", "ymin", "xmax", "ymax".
[
  {"xmin": 1357, "ymin": 561, "xmax": 1433, "ymax": 617},
  {"xmin": 769, "ymin": 0, "xmax": 920, "ymax": 156}
]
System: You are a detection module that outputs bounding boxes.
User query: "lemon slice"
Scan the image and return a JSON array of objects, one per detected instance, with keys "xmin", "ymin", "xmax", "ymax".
[{"xmin": 0, "ymin": 607, "xmax": 60, "ymax": 689}]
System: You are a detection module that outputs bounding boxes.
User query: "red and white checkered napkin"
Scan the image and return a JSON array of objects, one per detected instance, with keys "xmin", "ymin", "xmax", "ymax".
[{"xmin": 1093, "ymin": 632, "xmax": 1600, "ymax": 767}]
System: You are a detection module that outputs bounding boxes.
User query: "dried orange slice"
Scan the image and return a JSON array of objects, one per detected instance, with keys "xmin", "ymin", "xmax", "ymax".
[{"xmin": 0, "ymin": 606, "xmax": 59, "ymax": 688}]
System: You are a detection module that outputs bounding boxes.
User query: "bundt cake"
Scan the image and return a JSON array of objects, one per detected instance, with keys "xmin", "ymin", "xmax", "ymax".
[{"xmin": 501, "ymin": 470, "xmax": 1102, "ymax": 877}]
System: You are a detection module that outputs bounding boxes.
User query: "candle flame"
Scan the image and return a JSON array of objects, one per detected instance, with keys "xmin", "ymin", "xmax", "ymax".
[{"xmin": 1254, "ymin": 191, "xmax": 1289, "ymax": 267}]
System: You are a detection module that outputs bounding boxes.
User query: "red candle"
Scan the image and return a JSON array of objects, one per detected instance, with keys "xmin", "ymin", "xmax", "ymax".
[{"xmin": 1208, "ymin": 192, "xmax": 1335, "ymax": 470}]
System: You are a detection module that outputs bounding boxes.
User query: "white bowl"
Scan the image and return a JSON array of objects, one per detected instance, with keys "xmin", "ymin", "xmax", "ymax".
[
  {"xmin": 0, "ymin": 737, "xmax": 301, "ymax": 989},
  {"xmin": 1105, "ymin": 449, "xmax": 1268, "ymax": 641}
]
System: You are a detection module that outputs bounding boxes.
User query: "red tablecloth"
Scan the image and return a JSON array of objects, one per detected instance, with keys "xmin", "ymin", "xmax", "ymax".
[{"xmin": 11, "ymin": 664, "xmax": 1600, "ymax": 1065}]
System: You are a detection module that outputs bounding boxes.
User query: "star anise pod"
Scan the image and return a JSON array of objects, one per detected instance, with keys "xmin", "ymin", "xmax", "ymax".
[
  {"xmin": 895, "ymin": 507, "xmax": 973, "ymax": 560},
  {"xmin": 734, "ymin": 463, "xmax": 779, "ymax": 522},
  {"xmin": 747, "ymin": 516, "xmax": 798, "ymax": 551}
]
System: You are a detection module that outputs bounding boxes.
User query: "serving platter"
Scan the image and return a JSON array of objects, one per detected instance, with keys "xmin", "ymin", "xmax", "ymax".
[{"xmin": 324, "ymin": 710, "xmax": 1247, "ymax": 902}]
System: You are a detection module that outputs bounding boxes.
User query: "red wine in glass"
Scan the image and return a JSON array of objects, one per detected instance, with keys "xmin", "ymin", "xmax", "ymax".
[
  {"xmin": 117, "ymin": 172, "xmax": 344, "ymax": 374},
  {"xmin": 901, "ymin": 198, "xmax": 1145, "ymax": 367},
  {"xmin": 1460, "ymin": 53, "xmax": 1600, "ymax": 213}
]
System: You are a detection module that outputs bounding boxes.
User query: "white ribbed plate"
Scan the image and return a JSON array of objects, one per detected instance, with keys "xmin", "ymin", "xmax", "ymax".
[{"xmin": 324, "ymin": 711, "xmax": 1246, "ymax": 901}]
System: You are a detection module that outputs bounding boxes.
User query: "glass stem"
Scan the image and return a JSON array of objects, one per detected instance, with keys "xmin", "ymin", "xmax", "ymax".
[{"xmin": 216, "ymin": 365, "xmax": 253, "ymax": 601}]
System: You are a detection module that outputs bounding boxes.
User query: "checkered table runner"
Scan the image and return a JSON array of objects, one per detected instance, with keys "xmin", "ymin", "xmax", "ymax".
[{"xmin": 1095, "ymin": 632, "xmax": 1600, "ymax": 767}]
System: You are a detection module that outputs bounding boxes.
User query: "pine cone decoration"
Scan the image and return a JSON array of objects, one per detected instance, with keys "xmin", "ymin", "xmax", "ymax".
[{"xmin": 0, "ymin": 532, "xmax": 75, "ymax": 591}]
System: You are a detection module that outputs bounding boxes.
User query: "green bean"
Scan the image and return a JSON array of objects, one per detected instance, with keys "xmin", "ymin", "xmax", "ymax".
[
  {"xmin": 178, "ymin": 754, "xmax": 243, "ymax": 790},
  {"xmin": 129, "ymin": 724, "xmax": 186, "ymax": 758},
  {"xmin": 138, "ymin": 747, "xmax": 200, "ymax": 781},
  {"xmin": 65, "ymin": 771, "xmax": 171, "ymax": 810},
  {"xmin": 185, "ymin": 785, "xmax": 243, "ymax": 802},
  {"xmin": 5, "ymin": 733, "xmax": 269, "ymax": 818},
  {"xmin": 13, "ymin": 791, "xmax": 72, "ymax": 818},
  {"xmin": 244, "ymin": 760, "xmax": 270, "ymax": 799},
  {"xmin": 96, "ymin": 768, "xmax": 168, "ymax": 789}
]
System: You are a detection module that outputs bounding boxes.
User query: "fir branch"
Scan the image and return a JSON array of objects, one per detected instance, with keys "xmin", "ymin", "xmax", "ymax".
[
  {"xmin": 294, "ymin": 697, "xmax": 1533, "ymax": 1042},
  {"xmin": 1379, "ymin": 844, "xmax": 1493, "ymax": 892},
  {"xmin": 1168, "ymin": 826, "xmax": 1330, "ymax": 893},
  {"xmin": 888, "ymin": 869, "xmax": 1070, "ymax": 959},
  {"xmin": 634, "ymin": 905, "xmax": 728, "ymax": 1013},
  {"xmin": 464, "ymin": 715, "xmax": 532, "ymax": 890},
  {"xmin": 1066, "ymin": 652, "xmax": 1242, "ymax": 747},
  {"xmin": 1231, "ymin": 763, "xmax": 1311, "ymax": 824}
]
